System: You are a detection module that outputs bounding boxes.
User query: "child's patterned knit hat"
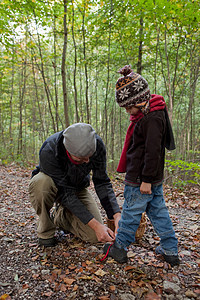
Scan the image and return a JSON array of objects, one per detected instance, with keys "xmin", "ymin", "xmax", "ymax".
[{"xmin": 115, "ymin": 65, "xmax": 151, "ymax": 109}]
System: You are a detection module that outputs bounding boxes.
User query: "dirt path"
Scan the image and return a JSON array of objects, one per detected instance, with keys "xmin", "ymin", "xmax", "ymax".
[{"xmin": 0, "ymin": 164, "xmax": 199, "ymax": 300}]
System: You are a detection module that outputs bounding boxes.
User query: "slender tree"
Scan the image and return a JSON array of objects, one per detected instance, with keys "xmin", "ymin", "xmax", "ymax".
[{"xmin": 62, "ymin": 0, "xmax": 70, "ymax": 127}]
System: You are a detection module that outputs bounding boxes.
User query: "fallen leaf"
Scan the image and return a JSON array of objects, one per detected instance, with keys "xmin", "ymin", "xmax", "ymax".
[
  {"xmin": 63, "ymin": 278, "xmax": 76, "ymax": 285},
  {"xmin": 14, "ymin": 274, "xmax": 18, "ymax": 281},
  {"xmin": 68, "ymin": 264, "xmax": 76, "ymax": 270},
  {"xmin": 22, "ymin": 284, "xmax": 29, "ymax": 289},
  {"xmin": 124, "ymin": 265, "xmax": 136, "ymax": 271},
  {"xmin": 42, "ymin": 291, "xmax": 53, "ymax": 297},
  {"xmin": 62, "ymin": 252, "xmax": 70, "ymax": 258},
  {"xmin": 69, "ymin": 242, "xmax": 83, "ymax": 248},
  {"xmin": 60, "ymin": 284, "xmax": 67, "ymax": 292},
  {"xmin": 52, "ymin": 269, "xmax": 62, "ymax": 275},
  {"xmin": 75, "ymin": 267, "xmax": 83, "ymax": 273},
  {"xmin": 127, "ymin": 251, "xmax": 136, "ymax": 258},
  {"xmin": 78, "ymin": 275, "xmax": 93, "ymax": 280},
  {"xmin": 0, "ymin": 294, "xmax": 11, "ymax": 300},
  {"xmin": 73, "ymin": 285, "xmax": 78, "ymax": 291},
  {"xmin": 32, "ymin": 274, "xmax": 40, "ymax": 279},
  {"xmin": 31, "ymin": 255, "xmax": 39, "ymax": 261},
  {"xmin": 95, "ymin": 269, "xmax": 107, "ymax": 277},
  {"xmin": 145, "ymin": 290, "xmax": 160, "ymax": 300},
  {"xmin": 93, "ymin": 276, "xmax": 102, "ymax": 283},
  {"xmin": 41, "ymin": 258, "xmax": 48, "ymax": 265},
  {"xmin": 130, "ymin": 280, "xmax": 137, "ymax": 287}
]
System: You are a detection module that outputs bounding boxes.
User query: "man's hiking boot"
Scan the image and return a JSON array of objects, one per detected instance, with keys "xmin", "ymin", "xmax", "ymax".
[
  {"xmin": 39, "ymin": 237, "xmax": 58, "ymax": 247},
  {"xmin": 155, "ymin": 246, "xmax": 180, "ymax": 267},
  {"xmin": 103, "ymin": 242, "xmax": 128, "ymax": 263}
]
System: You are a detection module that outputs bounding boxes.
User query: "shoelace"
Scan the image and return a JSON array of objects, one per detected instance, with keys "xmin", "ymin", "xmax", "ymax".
[{"xmin": 100, "ymin": 243, "xmax": 114, "ymax": 262}]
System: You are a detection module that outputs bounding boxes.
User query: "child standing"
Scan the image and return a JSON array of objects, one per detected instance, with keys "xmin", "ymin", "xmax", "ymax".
[{"xmin": 103, "ymin": 65, "xmax": 180, "ymax": 267}]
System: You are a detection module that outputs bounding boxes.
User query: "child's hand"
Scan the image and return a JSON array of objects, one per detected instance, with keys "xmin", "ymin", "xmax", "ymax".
[{"xmin": 140, "ymin": 182, "xmax": 152, "ymax": 194}]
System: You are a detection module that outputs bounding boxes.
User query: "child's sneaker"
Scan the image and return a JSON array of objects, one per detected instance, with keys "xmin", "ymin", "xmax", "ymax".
[
  {"xmin": 155, "ymin": 245, "xmax": 180, "ymax": 267},
  {"xmin": 103, "ymin": 242, "xmax": 128, "ymax": 263}
]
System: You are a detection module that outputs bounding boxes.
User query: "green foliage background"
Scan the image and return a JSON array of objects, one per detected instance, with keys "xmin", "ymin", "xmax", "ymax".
[{"xmin": 0, "ymin": 0, "xmax": 199, "ymax": 185}]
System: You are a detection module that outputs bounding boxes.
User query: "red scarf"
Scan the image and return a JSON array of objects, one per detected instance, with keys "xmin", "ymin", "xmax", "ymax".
[
  {"xmin": 117, "ymin": 94, "xmax": 166, "ymax": 173},
  {"xmin": 66, "ymin": 150, "xmax": 79, "ymax": 165}
]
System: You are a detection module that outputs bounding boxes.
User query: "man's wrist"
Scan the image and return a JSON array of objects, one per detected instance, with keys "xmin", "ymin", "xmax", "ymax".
[{"xmin": 88, "ymin": 218, "xmax": 101, "ymax": 230}]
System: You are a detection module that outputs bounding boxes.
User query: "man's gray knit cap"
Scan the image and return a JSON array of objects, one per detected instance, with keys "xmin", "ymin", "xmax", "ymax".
[{"xmin": 63, "ymin": 123, "xmax": 96, "ymax": 157}]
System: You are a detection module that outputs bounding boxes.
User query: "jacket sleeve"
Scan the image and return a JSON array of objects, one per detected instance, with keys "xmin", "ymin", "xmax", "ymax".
[
  {"xmin": 39, "ymin": 146, "xmax": 94, "ymax": 225},
  {"xmin": 141, "ymin": 113, "xmax": 165, "ymax": 183},
  {"xmin": 58, "ymin": 188, "xmax": 94, "ymax": 225},
  {"xmin": 92, "ymin": 138, "xmax": 121, "ymax": 219}
]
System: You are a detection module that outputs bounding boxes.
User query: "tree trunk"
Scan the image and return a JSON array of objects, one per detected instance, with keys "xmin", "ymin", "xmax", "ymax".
[
  {"xmin": 17, "ymin": 60, "xmax": 27, "ymax": 158},
  {"xmin": 72, "ymin": 3, "xmax": 79, "ymax": 123},
  {"xmin": 32, "ymin": 11, "xmax": 56, "ymax": 132},
  {"xmin": 53, "ymin": 12, "xmax": 59, "ymax": 131},
  {"xmin": 62, "ymin": 0, "xmax": 70, "ymax": 128},
  {"xmin": 137, "ymin": 16, "xmax": 143, "ymax": 74},
  {"xmin": 9, "ymin": 41, "xmax": 15, "ymax": 159},
  {"xmin": 82, "ymin": 8, "xmax": 90, "ymax": 123},
  {"xmin": 103, "ymin": 0, "xmax": 113, "ymax": 145},
  {"xmin": 110, "ymin": 103, "xmax": 115, "ymax": 171},
  {"xmin": 154, "ymin": 28, "xmax": 160, "ymax": 94},
  {"xmin": 95, "ymin": 64, "xmax": 98, "ymax": 131},
  {"xmin": 164, "ymin": 28, "xmax": 173, "ymax": 123}
]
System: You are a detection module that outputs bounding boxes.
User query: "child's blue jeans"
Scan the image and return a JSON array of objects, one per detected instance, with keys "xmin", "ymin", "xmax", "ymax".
[{"xmin": 116, "ymin": 184, "xmax": 178, "ymax": 255}]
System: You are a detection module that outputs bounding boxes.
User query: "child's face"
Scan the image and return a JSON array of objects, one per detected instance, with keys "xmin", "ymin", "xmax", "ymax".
[{"xmin": 125, "ymin": 106, "xmax": 140, "ymax": 115}]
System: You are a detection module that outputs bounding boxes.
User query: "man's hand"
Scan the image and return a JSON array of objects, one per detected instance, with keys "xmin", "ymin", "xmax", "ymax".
[
  {"xmin": 88, "ymin": 218, "xmax": 115, "ymax": 243},
  {"xmin": 140, "ymin": 182, "xmax": 152, "ymax": 194},
  {"xmin": 113, "ymin": 212, "xmax": 121, "ymax": 235}
]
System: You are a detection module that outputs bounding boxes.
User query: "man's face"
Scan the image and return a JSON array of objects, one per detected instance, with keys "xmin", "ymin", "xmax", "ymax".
[
  {"xmin": 125, "ymin": 106, "xmax": 140, "ymax": 115},
  {"xmin": 70, "ymin": 154, "xmax": 90, "ymax": 164}
]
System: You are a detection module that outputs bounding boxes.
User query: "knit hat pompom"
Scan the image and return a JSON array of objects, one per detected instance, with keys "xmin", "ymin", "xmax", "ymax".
[
  {"xmin": 118, "ymin": 65, "xmax": 133, "ymax": 77},
  {"xmin": 115, "ymin": 65, "xmax": 151, "ymax": 108}
]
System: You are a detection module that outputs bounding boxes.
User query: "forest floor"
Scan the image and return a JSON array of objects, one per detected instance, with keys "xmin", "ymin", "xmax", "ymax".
[{"xmin": 0, "ymin": 164, "xmax": 199, "ymax": 300}]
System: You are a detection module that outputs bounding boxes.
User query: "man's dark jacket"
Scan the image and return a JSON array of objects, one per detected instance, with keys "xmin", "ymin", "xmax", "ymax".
[{"xmin": 32, "ymin": 131, "xmax": 120, "ymax": 224}]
